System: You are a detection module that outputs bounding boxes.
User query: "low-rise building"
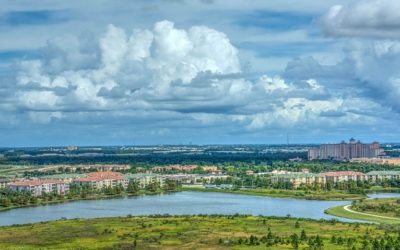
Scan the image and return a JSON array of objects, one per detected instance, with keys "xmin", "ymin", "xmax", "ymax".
[
  {"xmin": 271, "ymin": 173, "xmax": 325, "ymax": 188},
  {"xmin": 8, "ymin": 179, "xmax": 69, "ymax": 197},
  {"xmin": 124, "ymin": 173, "xmax": 165, "ymax": 188},
  {"xmin": 165, "ymin": 174, "xmax": 229, "ymax": 184},
  {"xmin": 39, "ymin": 173, "xmax": 86, "ymax": 183},
  {"xmin": 245, "ymin": 170, "xmax": 254, "ymax": 176},
  {"xmin": 73, "ymin": 172, "xmax": 128, "ymax": 189},
  {"xmin": 0, "ymin": 178, "xmax": 10, "ymax": 188},
  {"xmin": 366, "ymin": 171, "xmax": 400, "ymax": 182},
  {"xmin": 321, "ymin": 171, "xmax": 366, "ymax": 183}
]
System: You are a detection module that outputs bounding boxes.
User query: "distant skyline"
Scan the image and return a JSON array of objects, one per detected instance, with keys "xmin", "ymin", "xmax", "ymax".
[{"xmin": 1, "ymin": 0, "xmax": 400, "ymax": 146}]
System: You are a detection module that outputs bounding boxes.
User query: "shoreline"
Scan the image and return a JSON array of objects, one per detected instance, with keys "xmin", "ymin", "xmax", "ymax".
[
  {"xmin": 180, "ymin": 187, "xmax": 367, "ymax": 201},
  {"xmin": 0, "ymin": 190, "xmax": 174, "ymax": 212},
  {"xmin": 325, "ymin": 204, "xmax": 400, "ymax": 224}
]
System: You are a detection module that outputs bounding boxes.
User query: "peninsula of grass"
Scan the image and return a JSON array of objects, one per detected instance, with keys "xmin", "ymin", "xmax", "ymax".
[
  {"xmin": 325, "ymin": 204, "xmax": 400, "ymax": 224},
  {"xmin": 181, "ymin": 187, "xmax": 366, "ymax": 200},
  {"xmin": 0, "ymin": 215, "xmax": 398, "ymax": 249}
]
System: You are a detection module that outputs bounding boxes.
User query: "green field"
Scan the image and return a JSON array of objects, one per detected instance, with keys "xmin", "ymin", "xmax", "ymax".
[
  {"xmin": 325, "ymin": 205, "xmax": 400, "ymax": 224},
  {"xmin": 0, "ymin": 215, "xmax": 397, "ymax": 249},
  {"xmin": 182, "ymin": 187, "xmax": 366, "ymax": 200}
]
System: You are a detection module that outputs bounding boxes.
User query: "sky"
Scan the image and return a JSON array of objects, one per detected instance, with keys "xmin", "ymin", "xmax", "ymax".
[{"xmin": 1, "ymin": 0, "xmax": 400, "ymax": 146}]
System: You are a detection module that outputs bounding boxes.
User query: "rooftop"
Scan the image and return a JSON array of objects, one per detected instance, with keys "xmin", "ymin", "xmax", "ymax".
[
  {"xmin": 9, "ymin": 179, "xmax": 66, "ymax": 186},
  {"xmin": 321, "ymin": 171, "xmax": 365, "ymax": 177}
]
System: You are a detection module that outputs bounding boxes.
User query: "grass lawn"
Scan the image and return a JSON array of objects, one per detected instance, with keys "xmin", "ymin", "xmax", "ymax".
[
  {"xmin": 0, "ymin": 215, "xmax": 396, "ymax": 249},
  {"xmin": 325, "ymin": 205, "xmax": 400, "ymax": 224},
  {"xmin": 351, "ymin": 198, "xmax": 400, "ymax": 218},
  {"xmin": 181, "ymin": 187, "xmax": 366, "ymax": 200}
]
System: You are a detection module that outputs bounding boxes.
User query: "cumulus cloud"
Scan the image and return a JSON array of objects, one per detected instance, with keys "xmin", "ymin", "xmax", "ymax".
[
  {"xmin": 2, "ymin": 19, "xmax": 388, "ymax": 141},
  {"xmin": 322, "ymin": 0, "xmax": 400, "ymax": 39}
]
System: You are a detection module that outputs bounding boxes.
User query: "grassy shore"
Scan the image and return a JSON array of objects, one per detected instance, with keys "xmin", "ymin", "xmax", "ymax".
[
  {"xmin": 181, "ymin": 187, "xmax": 366, "ymax": 200},
  {"xmin": 0, "ymin": 215, "xmax": 396, "ymax": 249},
  {"xmin": 325, "ymin": 205, "xmax": 400, "ymax": 224}
]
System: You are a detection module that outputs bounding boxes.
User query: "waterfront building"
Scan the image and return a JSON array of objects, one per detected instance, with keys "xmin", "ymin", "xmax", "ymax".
[
  {"xmin": 124, "ymin": 173, "xmax": 165, "ymax": 188},
  {"xmin": 165, "ymin": 174, "xmax": 229, "ymax": 184},
  {"xmin": 270, "ymin": 173, "xmax": 325, "ymax": 188},
  {"xmin": 39, "ymin": 173, "xmax": 86, "ymax": 183},
  {"xmin": 73, "ymin": 172, "xmax": 128, "ymax": 189},
  {"xmin": 308, "ymin": 138, "xmax": 383, "ymax": 160},
  {"xmin": 321, "ymin": 171, "xmax": 366, "ymax": 183},
  {"xmin": 0, "ymin": 178, "xmax": 10, "ymax": 188},
  {"xmin": 8, "ymin": 179, "xmax": 69, "ymax": 197},
  {"xmin": 366, "ymin": 171, "xmax": 400, "ymax": 182}
]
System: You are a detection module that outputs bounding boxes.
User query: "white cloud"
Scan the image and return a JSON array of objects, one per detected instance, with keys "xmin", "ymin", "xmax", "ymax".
[{"xmin": 322, "ymin": 0, "xmax": 400, "ymax": 39}]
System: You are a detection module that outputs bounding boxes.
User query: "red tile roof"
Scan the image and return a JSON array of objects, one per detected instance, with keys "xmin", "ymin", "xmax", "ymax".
[{"xmin": 75, "ymin": 171, "xmax": 124, "ymax": 182}]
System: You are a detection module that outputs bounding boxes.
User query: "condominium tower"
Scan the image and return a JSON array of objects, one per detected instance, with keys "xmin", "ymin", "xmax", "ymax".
[{"xmin": 308, "ymin": 138, "xmax": 383, "ymax": 160}]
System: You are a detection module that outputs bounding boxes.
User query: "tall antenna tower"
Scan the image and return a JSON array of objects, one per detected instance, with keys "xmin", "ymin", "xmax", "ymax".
[{"xmin": 287, "ymin": 133, "xmax": 289, "ymax": 148}]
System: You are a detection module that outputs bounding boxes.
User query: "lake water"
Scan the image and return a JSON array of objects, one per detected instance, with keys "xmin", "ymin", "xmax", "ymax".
[{"xmin": 0, "ymin": 192, "xmax": 397, "ymax": 226}]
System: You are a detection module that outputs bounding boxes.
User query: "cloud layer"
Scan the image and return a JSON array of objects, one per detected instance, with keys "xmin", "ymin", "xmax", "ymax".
[{"xmin": 1, "ymin": 0, "xmax": 400, "ymax": 145}]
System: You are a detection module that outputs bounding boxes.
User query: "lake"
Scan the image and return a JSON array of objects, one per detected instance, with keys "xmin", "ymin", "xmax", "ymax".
[{"xmin": 0, "ymin": 191, "xmax": 397, "ymax": 226}]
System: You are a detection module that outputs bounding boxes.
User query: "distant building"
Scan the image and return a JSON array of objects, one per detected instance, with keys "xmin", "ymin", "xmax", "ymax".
[
  {"xmin": 245, "ymin": 170, "xmax": 254, "ymax": 176},
  {"xmin": 8, "ymin": 179, "xmax": 69, "ymax": 197},
  {"xmin": 124, "ymin": 173, "xmax": 165, "ymax": 188},
  {"xmin": 308, "ymin": 138, "xmax": 383, "ymax": 160},
  {"xmin": 152, "ymin": 165, "xmax": 198, "ymax": 172},
  {"xmin": 73, "ymin": 172, "xmax": 128, "ymax": 189},
  {"xmin": 271, "ymin": 173, "xmax": 325, "ymax": 188},
  {"xmin": 366, "ymin": 171, "xmax": 400, "ymax": 182},
  {"xmin": 66, "ymin": 145, "xmax": 78, "ymax": 151},
  {"xmin": 39, "ymin": 174, "xmax": 86, "ymax": 183},
  {"xmin": 321, "ymin": 171, "xmax": 366, "ymax": 183},
  {"xmin": 0, "ymin": 179, "xmax": 10, "ymax": 189},
  {"xmin": 165, "ymin": 174, "xmax": 229, "ymax": 184}
]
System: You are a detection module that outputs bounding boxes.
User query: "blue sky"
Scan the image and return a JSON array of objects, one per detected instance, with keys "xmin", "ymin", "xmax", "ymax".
[{"xmin": 1, "ymin": 0, "xmax": 400, "ymax": 146}]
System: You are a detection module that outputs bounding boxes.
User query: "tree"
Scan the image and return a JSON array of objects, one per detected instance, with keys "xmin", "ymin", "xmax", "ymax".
[
  {"xmin": 1, "ymin": 197, "xmax": 10, "ymax": 207},
  {"xmin": 290, "ymin": 233, "xmax": 299, "ymax": 249},
  {"xmin": 127, "ymin": 181, "xmax": 139, "ymax": 193},
  {"xmin": 300, "ymin": 230, "xmax": 307, "ymax": 241}
]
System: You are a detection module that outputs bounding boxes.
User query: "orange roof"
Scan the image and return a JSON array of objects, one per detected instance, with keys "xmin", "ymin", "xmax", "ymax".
[
  {"xmin": 9, "ymin": 179, "xmax": 66, "ymax": 186},
  {"xmin": 321, "ymin": 171, "xmax": 365, "ymax": 177},
  {"xmin": 75, "ymin": 171, "xmax": 124, "ymax": 182}
]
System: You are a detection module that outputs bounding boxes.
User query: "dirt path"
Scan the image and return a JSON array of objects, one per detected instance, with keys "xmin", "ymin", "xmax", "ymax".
[{"xmin": 343, "ymin": 205, "xmax": 400, "ymax": 221}]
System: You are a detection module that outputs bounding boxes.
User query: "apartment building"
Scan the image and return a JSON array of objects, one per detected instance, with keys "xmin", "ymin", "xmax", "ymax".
[
  {"xmin": 8, "ymin": 179, "xmax": 69, "ymax": 197},
  {"xmin": 73, "ymin": 172, "xmax": 128, "ymax": 189},
  {"xmin": 0, "ymin": 178, "xmax": 10, "ymax": 189},
  {"xmin": 124, "ymin": 173, "xmax": 165, "ymax": 188},
  {"xmin": 308, "ymin": 138, "xmax": 383, "ymax": 160},
  {"xmin": 165, "ymin": 174, "xmax": 229, "ymax": 184},
  {"xmin": 271, "ymin": 173, "xmax": 325, "ymax": 188},
  {"xmin": 366, "ymin": 171, "xmax": 400, "ymax": 182},
  {"xmin": 39, "ymin": 173, "xmax": 86, "ymax": 183},
  {"xmin": 321, "ymin": 171, "xmax": 366, "ymax": 183}
]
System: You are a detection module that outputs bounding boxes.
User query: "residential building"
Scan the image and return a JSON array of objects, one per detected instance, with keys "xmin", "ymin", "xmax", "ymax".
[
  {"xmin": 73, "ymin": 172, "xmax": 128, "ymax": 189},
  {"xmin": 245, "ymin": 170, "xmax": 254, "ymax": 176},
  {"xmin": 39, "ymin": 173, "xmax": 86, "ymax": 183},
  {"xmin": 270, "ymin": 173, "xmax": 325, "ymax": 188},
  {"xmin": 124, "ymin": 173, "xmax": 165, "ymax": 188},
  {"xmin": 152, "ymin": 165, "xmax": 199, "ymax": 172},
  {"xmin": 366, "ymin": 171, "xmax": 400, "ymax": 182},
  {"xmin": 0, "ymin": 178, "xmax": 10, "ymax": 189},
  {"xmin": 321, "ymin": 171, "xmax": 366, "ymax": 183},
  {"xmin": 8, "ymin": 179, "xmax": 69, "ymax": 197},
  {"xmin": 165, "ymin": 174, "xmax": 229, "ymax": 184},
  {"xmin": 308, "ymin": 138, "xmax": 383, "ymax": 160}
]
